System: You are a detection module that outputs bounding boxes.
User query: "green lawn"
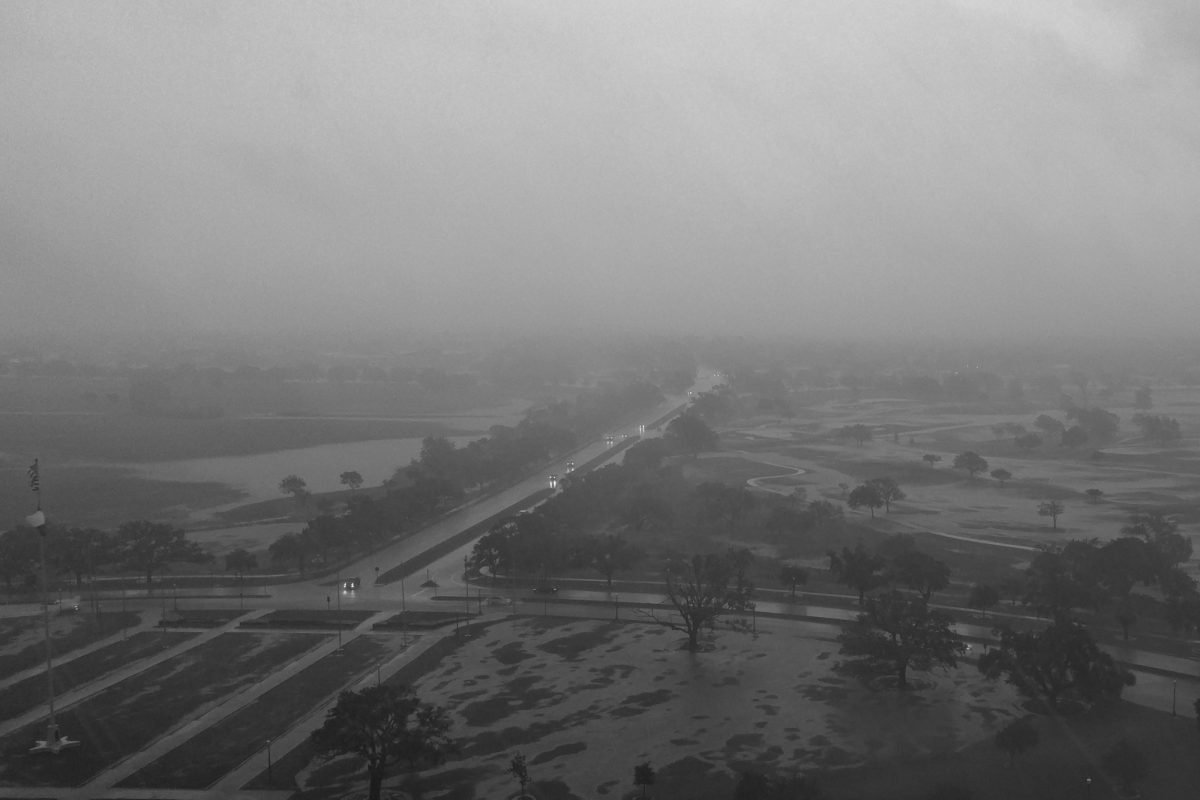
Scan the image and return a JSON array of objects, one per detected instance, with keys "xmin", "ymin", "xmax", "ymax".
[
  {"xmin": 0, "ymin": 631, "xmax": 327, "ymax": 787},
  {"xmin": 0, "ymin": 630, "xmax": 195, "ymax": 719},
  {"xmin": 119, "ymin": 634, "xmax": 401, "ymax": 789}
]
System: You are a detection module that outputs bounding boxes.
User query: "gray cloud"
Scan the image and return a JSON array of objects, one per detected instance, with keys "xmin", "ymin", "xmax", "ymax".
[{"xmin": 2, "ymin": 1, "xmax": 1198, "ymax": 341}]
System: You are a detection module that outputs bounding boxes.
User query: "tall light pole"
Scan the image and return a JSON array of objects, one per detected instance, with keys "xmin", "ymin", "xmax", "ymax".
[
  {"xmin": 463, "ymin": 556, "xmax": 471, "ymax": 619},
  {"xmin": 26, "ymin": 463, "xmax": 78, "ymax": 754},
  {"xmin": 334, "ymin": 576, "xmax": 343, "ymax": 651},
  {"xmin": 400, "ymin": 562, "xmax": 407, "ymax": 613}
]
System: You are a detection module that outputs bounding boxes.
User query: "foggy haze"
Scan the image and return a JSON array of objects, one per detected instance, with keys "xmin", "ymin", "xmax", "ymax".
[{"xmin": 3, "ymin": 1, "xmax": 1199, "ymax": 342}]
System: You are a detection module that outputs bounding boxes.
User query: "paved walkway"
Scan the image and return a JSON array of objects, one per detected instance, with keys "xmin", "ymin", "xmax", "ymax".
[
  {"xmin": 0, "ymin": 610, "xmax": 272, "ymax": 740},
  {"xmin": 71, "ymin": 609, "xmax": 403, "ymax": 800}
]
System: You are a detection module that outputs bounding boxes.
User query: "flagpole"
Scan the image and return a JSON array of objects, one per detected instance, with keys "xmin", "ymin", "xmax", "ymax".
[
  {"xmin": 38, "ymin": 520, "xmax": 57, "ymax": 747},
  {"xmin": 27, "ymin": 459, "xmax": 78, "ymax": 754}
]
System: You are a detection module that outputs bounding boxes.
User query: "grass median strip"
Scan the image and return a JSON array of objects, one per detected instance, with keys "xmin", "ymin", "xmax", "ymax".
[
  {"xmin": 118, "ymin": 633, "xmax": 402, "ymax": 789},
  {"xmin": 0, "ymin": 631, "xmax": 327, "ymax": 787},
  {"xmin": 0, "ymin": 631, "xmax": 195, "ymax": 720},
  {"xmin": 0, "ymin": 612, "xmax": 140, "ymax": 682}
]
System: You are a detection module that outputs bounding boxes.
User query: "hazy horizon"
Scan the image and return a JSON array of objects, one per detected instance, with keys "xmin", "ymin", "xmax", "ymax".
[{"xmin": 4, "ymin": 1, "xmax": 1199, "ymax": 341}]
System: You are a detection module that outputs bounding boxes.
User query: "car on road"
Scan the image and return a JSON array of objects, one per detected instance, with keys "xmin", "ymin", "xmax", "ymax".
[{"xmin": 531, "ymin": 585, "xmax": 559, "ymax": 594}]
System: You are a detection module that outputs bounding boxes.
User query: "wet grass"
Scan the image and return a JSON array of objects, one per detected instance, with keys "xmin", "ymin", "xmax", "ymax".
[
  {"xmin": 0, "ymin": 631, "xmax": 195, "ymax": 719},
  {"xmin": 119, "ymin": 634, "xmax": 399, "ymax": 789},
  {"xmin": 0, "ymin": 631, "xmax": 326, "ymax": 787},
  {"xmin": 0, "ymin": 612, "xmax": 140, "ymax": 682}
]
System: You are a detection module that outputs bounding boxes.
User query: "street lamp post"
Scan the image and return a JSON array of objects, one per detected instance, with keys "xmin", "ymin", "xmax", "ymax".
[
  {"xmin": 614, "ymin": 594, "xmax": 619, "ymax": 621},
  {"xmin": 463, "ymin": 556, "xmax": 471, "ymax": 618},
  {"xmin": 1172, "ymin": 680, "xmax": 1177, "ymax": 716},
  {"xmin": 333, "ymin": 573, "xmax": 343, "ymax": 651},
  {"xmin": 1084, "ymin": 776, "xmax": 1091, "ymax": 799},
  {"xmin": 266, "ymin": 739, "xmax": 273, "ymax": 784}
]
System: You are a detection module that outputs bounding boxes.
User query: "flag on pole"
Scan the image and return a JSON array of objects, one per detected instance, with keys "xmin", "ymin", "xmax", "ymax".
[{"xmin": 28, "ymin": 459, "xmax": 40, "ymax": 493}]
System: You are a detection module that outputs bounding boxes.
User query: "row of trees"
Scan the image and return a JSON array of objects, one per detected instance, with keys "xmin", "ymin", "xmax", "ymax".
[
  {"xmin": 267, "ymin": 380, "xmax": 669, "ymax": 574},
  {"xmin": 990, "ymin": 404, "xmax": 1183, "ymax": 450},
  {"xmin": 1017, "ymin": 511, "xmax": 1196, "ymax": 637},
  {"xmin": 0, "ymin": 520, "xmax": 211, "ymax": 591},
  {"xmin": 827, "ymin": 535, "xmax": 1136, "ymax": 711}
]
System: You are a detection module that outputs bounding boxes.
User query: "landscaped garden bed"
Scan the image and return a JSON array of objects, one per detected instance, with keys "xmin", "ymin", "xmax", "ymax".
[
  {"xmin": 119, "ymin": 633, "xmax": 405, "ymax": 789},
  {"xmin": 372, "ymin": 611, "xmax": 471, "ymax": 630},
  {"xmin": 0, "ymin": 631, "xmax": 326, "ymax": 786},
  {"xmin": 0, "ymin": 630, "xmax": 195, "ymax": 719},
  {"xmin": 157, "ymin": 607, "xmax": 253, "ymax": 627},
  {"xmin": 0, "ymin": 611, "xmax": 140, "ymax": 682},
  {"xmin": 240, "ymin": 608, "xmax": 377, "ymax": 629},
  {"xmin": 242, "ymin": 627, "xmax": 472, "ymax": 790}
]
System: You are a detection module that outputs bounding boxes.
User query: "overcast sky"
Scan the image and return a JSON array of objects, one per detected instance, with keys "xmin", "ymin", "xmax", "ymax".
[{"xmin": 3, "ymin": 1, "xmax": 1198, "ymax": 342}]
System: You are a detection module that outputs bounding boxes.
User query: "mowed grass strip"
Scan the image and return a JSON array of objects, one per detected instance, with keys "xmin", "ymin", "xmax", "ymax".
[
  {"xmin": 0, "ymin": 631, "xmax": 196, "ymax": 719},
  {"xmin": 242, "ymin": 628, "xmax": 470, "ymax": 790},
  {"xmin": 0, "ymin": 631, "xmax": 326, "ymax": 787},
  {"xmin": 0, "ymin": 613, "xmax": 140, "ymax": 682},
  {"xmin": 119, "ymin": 634, "xmax": 400, "ymax": 789}
]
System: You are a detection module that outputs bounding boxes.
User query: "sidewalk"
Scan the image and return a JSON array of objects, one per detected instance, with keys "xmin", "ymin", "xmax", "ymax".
[
  {"xmin": 0, "ymin": 609, "xmax": 271, "ymax": 740},
  {"xmin": 71, "ymin": 609, "xmax": 394, "ymax": 799}
]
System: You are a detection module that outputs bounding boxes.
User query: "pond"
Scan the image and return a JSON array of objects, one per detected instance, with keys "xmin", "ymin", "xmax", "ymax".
[{"xmin": 135, "ymin": 435, "xmax": 479, "ymax": 507}]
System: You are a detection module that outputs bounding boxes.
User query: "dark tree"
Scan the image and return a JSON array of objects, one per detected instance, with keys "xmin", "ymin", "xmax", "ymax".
[
  {"xmin": 311, "ymin": 685, "xmax": 454, "ymax": 800},
  {"xmin": 994, "ymin": 716, "xmax": 1039, "ymax": 767},
  {"xmin": 828, "ymin": 544, "xmax": 887, "ymax": 605},
  {"xmin": 953, "ymin": 451, "xmax": 988, "ymax": 479},
  {"xmin": 1102, "ymin": 740, "xmax": 1149, "ymax": 796},
  {"xmin": 278, "ymin": 474, "xmax": 309, "ymax": 507},
  {"xmin": 978, "ymin": 618, "xmax": 1134, "ymax": 711},
  {"xmin": 989, "ymin": 468, "xmax": 1012, "ymax": 487},
  {"xmin": 1059, "ymin": 425, "xmax": 1088, "ymax": 448},
  {"xmin": 583, "ymin": 533, "xmax": 643, "ymax": 589},
  {"xmin": 509, "ymin": 753, "xmax": 530, "ymax": 796},
  {"xmin": 887, "ymin": 549, "xmax": 951, "ymax": 602},
  {"xmin": 1013, "ymin": 432, "xmax": 1042, "ymax": 451},
  {"xmin": 269, "ymin": 530, "xmax": 313, "ymax": 576},
  {"xmin": 837, "ymin": 424, "xmax": 873, "ymax": 446},
  {"xmin": 1084, "ymin": 488, "xmax": 1104, "ymax": 504},
  {"xmin": 339, "ymin": 470, "xmax": 364, "ymax": 492},
  {"xmin": 1132, "ymin": 413, "xmax": 1181, "ymax": 445},
  {"xmin": 967, "ymin": 584, "xmax": 1001, "ymax": 619},
  {"xmin": 648, "ymin": 552, "xmax": 755, "ymax": 651},
  {"xmin": 633, "ymin": 762, "xmax": 655, "ymax": 798},
  {"xmin": 779, "ymin": 564, "xmax": 807, "ymax": 601},
  {"xmin": 922, "ymin": 453, "xmax": 942, "ymax": 467},
  {"xmin": 224, "ymin": 548, "xmax": 258, "ymax": 573},
  {"xmin": 1037, "ymin": 500, "xmax": 1064, "ymax": 530},
  {"xmin": 1066, "ymin": 405, "xmax": 1119, "ymax": 443},
  {"xmin": 1122, "ymin": 510, "xmax": 1193, "ymax": 579},
  {"xmin": 115, "ymin": 520, "xmax": 210, "ymax": 587},
  {"xmin": 836, "ymin": 591, "xmax": 965, "ymax": 689},
  {"xmin": 1021, "ymin": 545, "xmax": 1101, "ymax": 617},
  {"xmin": 1033, "ymin": 414, "xmax": 1064, "ymax": 438},
  {"xmin": 847, "ymin": 484, "xmax": 884, "ymax": 518},
  {"xmin": 866, "ymin": 477, "xmax": 905, "ymax": 512},
  {"xmin": 52, "ymin": 527, "xmax": 114, "ymax": 588},
  {"xmin": 664, "ymin": 411, "xmax": 719, "ymax": 455},
  {"xmin": 734, "ymin": 771, "xmax": 770, "ymax": 800}
]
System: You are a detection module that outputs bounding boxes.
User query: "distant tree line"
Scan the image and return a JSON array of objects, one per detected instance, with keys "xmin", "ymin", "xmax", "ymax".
[{"xmin": 267, "ymin": 380, "xmax": 667, "ymax": 574}]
